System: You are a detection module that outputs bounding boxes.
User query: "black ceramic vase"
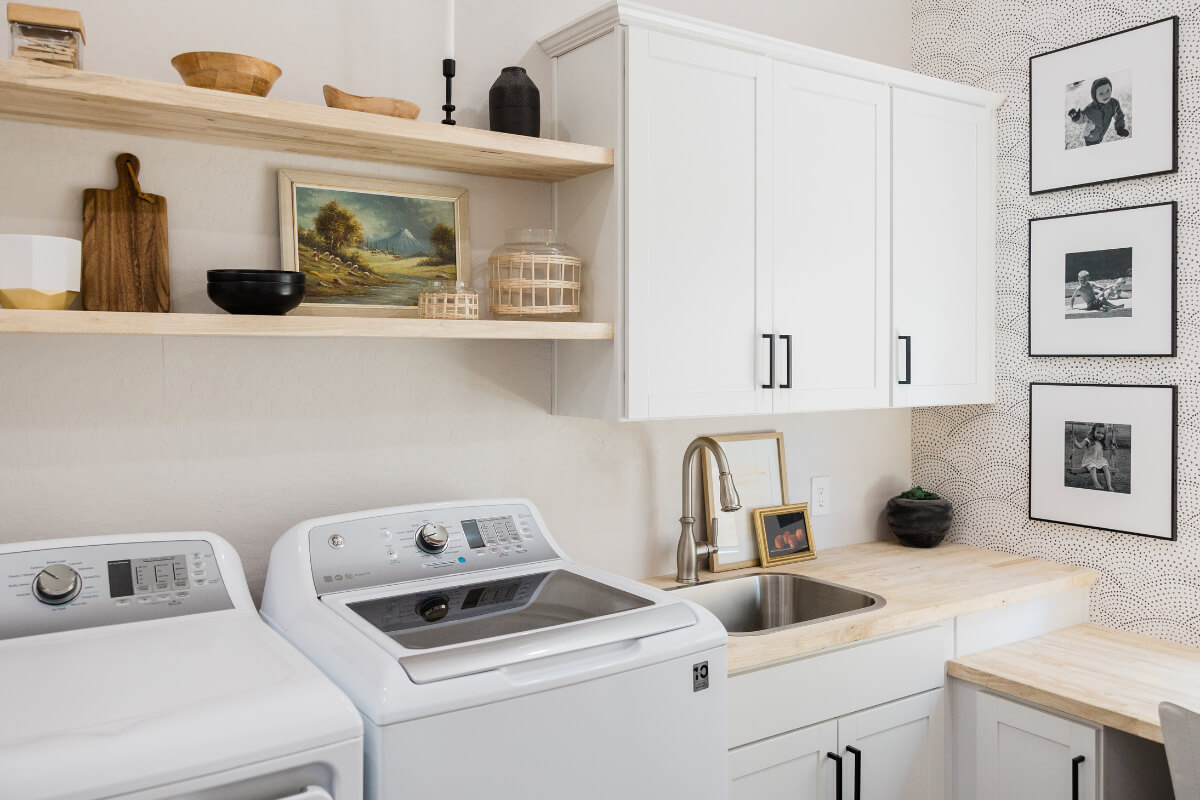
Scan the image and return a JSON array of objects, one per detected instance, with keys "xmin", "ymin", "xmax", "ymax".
[
  {"xmin": 885, "ymin": 497, "xmax": 953, "ymax": 548},
  {"xmin": 489, "ymin": 66, "xmax": 540, "ymax": 137}
]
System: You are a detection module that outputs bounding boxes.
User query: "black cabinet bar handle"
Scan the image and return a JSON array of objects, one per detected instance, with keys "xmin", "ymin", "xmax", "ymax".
[
  {"xmin": 897, "ymin": 335, "xmax": 912, "ymax": 385},
  {"xmin": 762, "ymin": 333, "xmax": 775, "ymax": 389},
  {"xmin": 846, "ymin": 746, "xmax": 862, "ymax": 800},
  {"xmin": 779, "ymin": 334, "xmax": 793, "ymax": 389},
  {"xmin": 827, "ymin": 752, "xmax": 843, "ymax": 800},
  {"xmin": 1072, "ymin": 755, "xmax": 1085, "ymax": 800}
]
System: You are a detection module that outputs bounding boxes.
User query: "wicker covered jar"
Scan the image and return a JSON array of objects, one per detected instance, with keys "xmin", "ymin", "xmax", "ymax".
[
  {"xmin": 417, "ymin": 279, "xmax": 478, "ymax": 320},
  {"xmin": 488, "ymin": 228, "xmax": 581, "ymax": 320}
]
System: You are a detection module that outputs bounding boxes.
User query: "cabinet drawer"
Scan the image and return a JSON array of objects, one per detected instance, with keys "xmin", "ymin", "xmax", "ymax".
[{"xmin": 730, "ymin": 622, "xmax": 951, "ymax": 747}]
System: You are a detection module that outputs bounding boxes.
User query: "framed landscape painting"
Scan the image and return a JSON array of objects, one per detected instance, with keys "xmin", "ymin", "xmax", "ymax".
[
  {"xmin": 1028, "ymin": 202, "xmax": 1176, "ymax": 356},
  {"xmin": 1029, "ymin": 383, "xmax": 1176, "ymax": 540},
  {"xmin": 1029, "ymin": 17, "xmax": 1177, "ymax": 194},
  {"xmin": 278, "ymin": 170, "xmax": 469, "ymax": 315}
]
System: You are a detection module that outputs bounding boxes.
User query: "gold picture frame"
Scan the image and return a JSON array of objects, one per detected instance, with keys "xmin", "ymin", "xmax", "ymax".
[
  {"xmin": 278, "ymin": 169, "xmax": 470, "ymax": 317},
  {"xmin": 701, "ymin": 432, "xmax": 789, "ymax": 571},
  {"xmin": 753, "ymin": 503, "xmax": 817, "ymax": 568}
]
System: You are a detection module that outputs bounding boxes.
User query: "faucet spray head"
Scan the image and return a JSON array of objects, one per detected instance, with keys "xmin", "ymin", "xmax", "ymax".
[{"xmin": 718, "ymin": 472, "xmax": 741, "ymax": 512}]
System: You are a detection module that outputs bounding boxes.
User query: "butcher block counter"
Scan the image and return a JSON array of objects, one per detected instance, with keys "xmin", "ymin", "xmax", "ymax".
[
  {"xmin": 948, "ymin": 622, "xmax": 1200, "ymax": 743},
  {"xmin": 643, "ymin": 540, "xmax": 1098, "ymax": 674}
]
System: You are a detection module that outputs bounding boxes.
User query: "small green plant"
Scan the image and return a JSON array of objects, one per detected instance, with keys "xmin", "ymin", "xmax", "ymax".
[{"xmin": 899, "ymin": 486, "xmax": 941, "ymax": 500}]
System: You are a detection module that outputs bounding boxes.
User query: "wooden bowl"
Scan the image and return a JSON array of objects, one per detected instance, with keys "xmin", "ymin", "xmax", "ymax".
[
  {"xmin": 171, "ymin": 52, "xmax": 282, "ymax": 97},
  {"xmin": 323, "ymin": 85, "xmax": 419, "ymax": 120}
]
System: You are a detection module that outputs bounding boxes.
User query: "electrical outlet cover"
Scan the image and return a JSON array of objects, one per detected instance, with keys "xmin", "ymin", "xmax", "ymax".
[{"xmin": 811, "ymin": 476, "xmax": 831, "ymax": 516}]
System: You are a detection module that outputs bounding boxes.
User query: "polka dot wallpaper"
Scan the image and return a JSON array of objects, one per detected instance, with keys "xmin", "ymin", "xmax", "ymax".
[{"xmin": 911, "ymin": 0, "xmax": 1200, "ymax": 645}]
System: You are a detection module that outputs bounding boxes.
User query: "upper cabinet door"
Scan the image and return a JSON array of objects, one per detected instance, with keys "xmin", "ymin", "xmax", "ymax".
[
  {"xmin": 770, "ymin": 63, "xmax": 891, "ymax": 413},
  {"xmin": 892, "ymin": 89, "xmax": 996, "ymax": 408},
  {"xmin": 625, "ymin": 28, "xmax": 773, "ymax": 420}
]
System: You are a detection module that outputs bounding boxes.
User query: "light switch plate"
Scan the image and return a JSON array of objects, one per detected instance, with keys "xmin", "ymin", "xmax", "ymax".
[{"xmin": 811, "ymin": 476, "xmax": 831, "ymax": 516}]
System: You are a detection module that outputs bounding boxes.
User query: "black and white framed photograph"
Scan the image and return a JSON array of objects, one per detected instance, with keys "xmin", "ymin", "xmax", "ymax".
[
  {"xmin": 1029, "ymin": 17, "xmax": 1177, "ymax": 194},
  {"xmin": 1029, "ymin": 202, "xmax": 1176, "ymax": 356},
  {"xmin": 1030, "ymin": 383, "xmax": 1176, "ymax": 540}
]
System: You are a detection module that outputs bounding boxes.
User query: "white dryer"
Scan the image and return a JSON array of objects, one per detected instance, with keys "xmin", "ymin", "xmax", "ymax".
[
  {"xmin": 261, "ymin": 498, "xmax": 728, "ymax": 799},
  {"xmin": 0, "ymin": 532, "xmax": 363, "ymax": 800}
]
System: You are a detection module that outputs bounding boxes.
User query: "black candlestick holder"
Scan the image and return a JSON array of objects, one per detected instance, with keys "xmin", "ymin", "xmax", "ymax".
[{"xmin": 442, "ymin": 58, "xmax": 456, "ymax": 125}]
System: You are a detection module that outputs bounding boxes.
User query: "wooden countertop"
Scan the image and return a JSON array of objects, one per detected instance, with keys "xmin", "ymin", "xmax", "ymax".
[
  {"xmin": 948, "ymin": 623, "xmax": 1200, "ymax": 743},
  {"xmin": 644, "ymin": 541, "xmax": 1098, "ymax": 674}
]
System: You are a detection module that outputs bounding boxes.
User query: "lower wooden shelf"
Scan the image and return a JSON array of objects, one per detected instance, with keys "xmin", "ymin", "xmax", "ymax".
[{"xmin": 0, "ymin": 310, "xmax": 614, "ymax": 340}]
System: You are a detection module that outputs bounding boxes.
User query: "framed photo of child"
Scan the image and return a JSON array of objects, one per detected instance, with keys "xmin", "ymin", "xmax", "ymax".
[
  {"xmin": 1029, "ymin": 383, "xmax": 1176, "ymax": 540},
  {"xmin": 752, "ymin": 503, "xmax": 817, "ymax": 567},
  {"xmin": 1029, "ymin": 17, "xmax": 1177, "ymax": 194},
  {"xmin": 1029, "ymin": 202, "xmax": 1176, "ymax": 356}
]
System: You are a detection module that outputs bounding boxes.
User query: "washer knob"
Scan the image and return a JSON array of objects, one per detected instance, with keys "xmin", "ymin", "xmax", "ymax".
[
  {"xmin": 415, "ymin": 523, "xmax": 450, "ymax": 553},
  {"xmin": 33, "ymin": 564, "xmax": 82, "ymax": 605}
]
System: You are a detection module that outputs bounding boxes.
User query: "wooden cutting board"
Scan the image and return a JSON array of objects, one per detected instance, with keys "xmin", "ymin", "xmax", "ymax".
[{"xmin": 81, "ymin": 153, "xmax": 170, "ymax": 312}]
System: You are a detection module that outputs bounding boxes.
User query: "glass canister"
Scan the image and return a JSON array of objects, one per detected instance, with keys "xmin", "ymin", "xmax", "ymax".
[
  {"xmin": 417, "ymin": 279, "xmax": 479, "ymax": 320},
  {"xmin": 488, "ymin": 228, "xmax": 582, "ymax": 320},
  {"xmin": 8, "ymin": 4, "xmax": 86, "ymax": 69}
]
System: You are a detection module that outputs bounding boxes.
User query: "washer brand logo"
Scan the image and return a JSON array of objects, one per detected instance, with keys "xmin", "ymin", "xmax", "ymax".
[{"xmin": 692, "ymin": 661, "xmax": 709, "ymax": 692}]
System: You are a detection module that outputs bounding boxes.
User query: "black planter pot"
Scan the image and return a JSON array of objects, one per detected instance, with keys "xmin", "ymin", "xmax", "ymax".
[
  {"xmin": 489, "ymin": 66, "xmax": 540, "ymax": 137},
  {"xmin": 885, "ymin": 497, "xmax": 953, "ymax": 548}
]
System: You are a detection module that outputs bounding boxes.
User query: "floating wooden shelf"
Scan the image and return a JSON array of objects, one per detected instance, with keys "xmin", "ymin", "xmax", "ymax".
[
  {"xmin": 0, "ymin": 310, "xmax": 614, "ymax": 340},
  {"xmin": 0, "ymin": 60, "xmax": 613, "ymax": 181}
]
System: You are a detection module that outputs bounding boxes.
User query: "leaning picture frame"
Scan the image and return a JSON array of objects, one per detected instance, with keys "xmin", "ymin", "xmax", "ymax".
[
  {"xmin": 278, "ymin": 169, "xmax": 470, "ymax": 316},
  {"xmin": 1028, "ymin": 17, "xmax": 1178, "ymax": 194},
  {"xmin": 753, "ymin": 503, "xmax": 817, "ymax": 568},
  {"xmin": 701, "ymin": 432, "xmax": 788, "ymax": 571}
]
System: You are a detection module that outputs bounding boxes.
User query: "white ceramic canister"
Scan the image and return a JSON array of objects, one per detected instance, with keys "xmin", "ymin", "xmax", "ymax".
[{"xmin": 0, "ymin": 235, "xmax": 82, "ymax": 310}]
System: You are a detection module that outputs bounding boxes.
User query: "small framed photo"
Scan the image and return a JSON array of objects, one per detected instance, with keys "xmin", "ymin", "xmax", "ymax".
[
  {"xmin": 702, "ymin": 432, "xmax": 788, "ymax": 571},
  {"xmin": 278, "ymin": 169, "xmax": 469, "ymax": 316},
  {"xmin": 753, "ymin": 503, "xmax": 816, "ymax": 567},
  {"xmin": 1029, "ymin": 202, "xmax": 1176, "ymax": 356},
  {"xmin": 1029, "ymin": 383, "xmax": 1176, "ymax": 540},
  {"xmin": 1029, "ymin": 17, "xmax": 1177, "ymax": 194}
]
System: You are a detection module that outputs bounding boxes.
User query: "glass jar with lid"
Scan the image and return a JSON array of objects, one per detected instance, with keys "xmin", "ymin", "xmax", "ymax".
[
  {"xmin": 8, "ymin": 3, "xmax": 86, "ymax": 69},
  {"xmin": 487, "ymin": 228, "xmax": 582, "ymax": 320}
]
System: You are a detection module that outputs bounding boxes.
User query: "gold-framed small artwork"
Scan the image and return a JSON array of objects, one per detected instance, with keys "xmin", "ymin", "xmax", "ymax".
[
  {"xmin": 701, "ymin": 432, "xmax": 788, "ymax": 572},
  {"xmin": 277, "ymin": 169, "xmax": 470, "ymax": 316},
  {"xmin": 753, "ymin": 503, "xmax": 816, "ymax": 568}
]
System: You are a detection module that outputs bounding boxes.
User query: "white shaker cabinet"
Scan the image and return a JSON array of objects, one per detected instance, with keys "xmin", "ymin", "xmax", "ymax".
[
  {"xmin": 975, "ymin": 693, "xmax": 1098, "ymax": 800},
  {"xmin": 770, "ymin": 64, "xmax": 891, "ymax": 413},
  {"xmin": 892, "ymin": 88, "xmax": 996, "ymax": 407},
  {"xmin": 730, "ymin": 720, "xmax": 838, "ymax": 800},
  {"xmin": 542, "ymin": 4, "xmax": 1001, "ymax": 420}
]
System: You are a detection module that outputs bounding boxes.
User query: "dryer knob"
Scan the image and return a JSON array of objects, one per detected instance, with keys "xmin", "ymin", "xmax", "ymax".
[
  {"xmin": 33, "ymin": 564, "xmax": 82, "ymax": 605},
  {"xmin": 415, "ymin": 523, "xmax": 450, "ymax": 554}
]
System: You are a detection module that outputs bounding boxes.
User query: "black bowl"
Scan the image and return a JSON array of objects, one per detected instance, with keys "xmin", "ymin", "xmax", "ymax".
[
  {"xmin": 208, "ymin": 269, "xmax": 305, "ymax": 284},
  {"xmin": 208, "ymin": 280, "xmax": 306, "ymax": 315},
  {"xmin": 885, "ymin": 497, "xmax": 953, "ymax": 548}
]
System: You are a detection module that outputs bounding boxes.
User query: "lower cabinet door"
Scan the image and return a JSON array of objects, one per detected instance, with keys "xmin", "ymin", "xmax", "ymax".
[
  {"xmin": 837, "ymin": 690, "xmax": 945, "ymax": 800},
  {"xmin": 730, "ymin": 719, "xmax": 839, "ymax": 800},
  {"xmin": 976, "ymin": 692, "xmax": 1098, "ymax": 800}
]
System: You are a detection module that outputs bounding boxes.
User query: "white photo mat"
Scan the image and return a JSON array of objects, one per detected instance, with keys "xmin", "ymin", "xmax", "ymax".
[
  {"xmin": 1029, "ymin": 202, "xmax": 1175, "ymax": 356},
  {"xmin": 1029, "ymin": 383, "xmax": 1175, "ymax": 540},
  {"xmin": 1029, "ymin": 17, "xmax": 1176, "ymax": 193},
  {"xmin": 702, "ymin": 432, "xmax": 788, "ymax": 571}
]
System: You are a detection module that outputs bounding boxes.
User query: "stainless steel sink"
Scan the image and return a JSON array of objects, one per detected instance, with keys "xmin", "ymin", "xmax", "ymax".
[{"xmin": 667, "ymin": 573, "xmax": 884, "ymax": 635}]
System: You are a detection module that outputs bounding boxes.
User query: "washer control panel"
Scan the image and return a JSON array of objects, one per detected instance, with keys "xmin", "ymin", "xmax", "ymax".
[
  {"xmin": 1, "ymin": 540, "xmax": 233, "ymax": 640},
  {"xmin": 308, "ymin": 502, "xmax": 559, "ymax": 594}
]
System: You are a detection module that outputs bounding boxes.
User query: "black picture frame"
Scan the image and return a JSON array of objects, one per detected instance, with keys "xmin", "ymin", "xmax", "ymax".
[
  {"xmin": 1028, "ymin": 16, "xmax": 1178, "ymax": 195},
  {"xmin": 1028, "ymin": 382, "xmax": 1177, "ymax": 540},
  {"xmin": 1027, "ymin": 201, "xmax": 1177, "ymax": 357}
]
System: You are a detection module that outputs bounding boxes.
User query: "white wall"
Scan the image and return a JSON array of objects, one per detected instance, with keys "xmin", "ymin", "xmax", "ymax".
[{"xmin": 0, "ymin": 0, "xmax": 912, "ymax": 599}]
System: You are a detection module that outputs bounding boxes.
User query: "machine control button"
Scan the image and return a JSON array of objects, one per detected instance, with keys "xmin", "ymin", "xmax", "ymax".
[
  {"xmin": 32, "ymin": 564, "xmax": 82, "ymax": 605},
  {"xmin": 417, "ymin": 595, "xmax": 450, "ymax": 622},
  {"xmin": 328, "ymin": 534, "xmax": 345, "ymax": 549},
  {"xmin": 114, "ymin": 598, "xmax": 131, "ymax": 607},
  {"xmin": 136, "ymin": 596, "xmax": 153, "ymax": 605},
  {"xmin": 415, "ymin": 523, "xmax": 450, "ymax": 554}
]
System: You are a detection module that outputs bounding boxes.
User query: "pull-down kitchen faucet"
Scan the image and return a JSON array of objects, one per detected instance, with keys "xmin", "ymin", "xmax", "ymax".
[{"xmin": 676, "ymin": 436, "xmax": 741, "ymax": 584}]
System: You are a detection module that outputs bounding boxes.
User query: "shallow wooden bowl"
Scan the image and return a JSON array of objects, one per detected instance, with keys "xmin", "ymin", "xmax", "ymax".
[
  {"xmin": 323, "ymin": 85, "xmax": 420, "ymax": 120},
  {"xmin": 171, "ymin": 51, "xmax": 282, "ymax": 97}
]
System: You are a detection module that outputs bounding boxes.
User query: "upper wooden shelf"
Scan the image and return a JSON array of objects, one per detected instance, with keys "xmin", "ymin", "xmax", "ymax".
[
  {"xmin": 0, "ymin": 310, "xmax": 614, "ymax": 340},
  {"xmin": 0, "ymin": 60, "xmax": 614, "ymax": 181}
]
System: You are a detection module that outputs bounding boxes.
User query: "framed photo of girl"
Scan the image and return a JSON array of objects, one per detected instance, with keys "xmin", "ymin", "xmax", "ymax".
[
  {"xmin": 1028, "ymin": 202, "xmax": 1176, "ymax": 356},
  {"xmin": 1029, "ymin": 383, "xmax": 1176, "ymax": 540},
  {"xmin": 1029, "ymin": 17, "xmax": 1177, "ymax": 194}
]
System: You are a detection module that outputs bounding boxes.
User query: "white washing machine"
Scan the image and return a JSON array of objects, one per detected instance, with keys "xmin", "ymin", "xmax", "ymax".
[
  {"xmin": 0, "ymin": 532, "xmax": 364, "ymax": 800},
  {"xmin": 261, "ymin": 498, "xmax": 728, "ymax": 799}
]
